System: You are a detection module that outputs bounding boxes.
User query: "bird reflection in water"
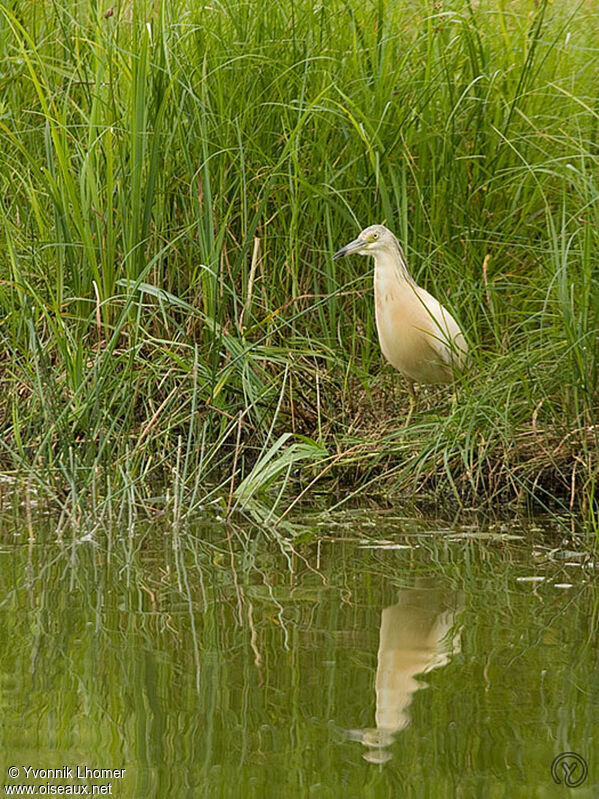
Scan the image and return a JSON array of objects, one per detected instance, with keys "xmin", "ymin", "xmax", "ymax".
[{"xmin": 347, "ymin": 586, "xmax": 463, "ymax": 764}]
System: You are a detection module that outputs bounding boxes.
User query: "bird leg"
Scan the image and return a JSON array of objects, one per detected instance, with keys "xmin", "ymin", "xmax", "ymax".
[
  {"xmin": 450, "ymin": 390, "xmax": 458, "ymax": 413},
  {"xmin": 404, "ymin": 380, "xmax": 416, "ymax": 426}
]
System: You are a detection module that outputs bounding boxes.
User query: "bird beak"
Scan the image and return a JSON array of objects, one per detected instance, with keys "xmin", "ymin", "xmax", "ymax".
[{"xmin": 333, "ymin": 237, "xmax": 364, "ymax": 260}]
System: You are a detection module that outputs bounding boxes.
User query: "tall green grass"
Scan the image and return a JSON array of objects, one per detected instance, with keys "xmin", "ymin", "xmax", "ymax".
[{"xmin": 0, "ymin": 0, "xmax": 597, "ymax": 535}]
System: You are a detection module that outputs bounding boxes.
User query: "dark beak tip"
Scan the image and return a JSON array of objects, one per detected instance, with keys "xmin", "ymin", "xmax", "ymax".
[{"xmin": 333, "ymin": 237, "xmax": 363, "ymax": 260}]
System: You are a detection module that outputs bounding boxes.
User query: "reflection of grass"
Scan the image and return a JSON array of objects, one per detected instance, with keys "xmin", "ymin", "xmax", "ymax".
[
  {"xmin": 0, "ymin": 1, "xmax": 597, "ymax": 534},
  {"xmin": 0, "ymin": 512, "xmax": 597, "ymax": 796}
]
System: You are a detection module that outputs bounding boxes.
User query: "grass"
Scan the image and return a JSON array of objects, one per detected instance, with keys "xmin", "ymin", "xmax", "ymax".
[{"xmin": 0, "ymin": 0, "xmax": 597, "ymax": 537}]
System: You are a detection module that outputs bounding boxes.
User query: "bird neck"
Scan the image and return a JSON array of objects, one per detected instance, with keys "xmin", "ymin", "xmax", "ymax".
[{"xmin": 373, "ymin": 241, "xmax": 415, "ymax": 286}]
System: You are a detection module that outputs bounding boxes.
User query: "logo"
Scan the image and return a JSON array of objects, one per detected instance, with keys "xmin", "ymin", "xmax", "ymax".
[{"xmin": 551, "ymin": 752, "xmax": 588, "ymax": 788}]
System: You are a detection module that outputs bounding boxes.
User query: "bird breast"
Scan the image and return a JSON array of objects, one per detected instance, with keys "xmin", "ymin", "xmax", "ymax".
[{"xmin": 374, "ymin": 260, "xmax": 466, "ymax": 385}]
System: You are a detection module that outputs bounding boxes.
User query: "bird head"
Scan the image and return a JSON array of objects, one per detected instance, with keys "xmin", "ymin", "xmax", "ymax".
[{"xmin": 333, "ymin": 225, "xmax": 395, "ymax": 259}]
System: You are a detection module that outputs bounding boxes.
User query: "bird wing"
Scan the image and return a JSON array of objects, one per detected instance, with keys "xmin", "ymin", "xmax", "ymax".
[{"xmin": 413, "ymin": 287, "xmax": 467, "ymax": 370}]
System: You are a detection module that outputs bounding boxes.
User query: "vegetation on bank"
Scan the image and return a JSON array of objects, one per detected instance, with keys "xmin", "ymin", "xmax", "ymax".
[{"xmin": 0, "ymin": 0, "xmax": 597, "ymax": 534}]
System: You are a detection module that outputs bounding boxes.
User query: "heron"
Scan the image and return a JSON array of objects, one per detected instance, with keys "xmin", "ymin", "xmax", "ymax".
[{"xmin": 333, "ymin": 224, "xmax": 467, "ymax": 420}]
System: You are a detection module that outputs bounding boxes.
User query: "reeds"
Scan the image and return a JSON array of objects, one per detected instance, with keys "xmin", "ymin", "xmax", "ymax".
[{"xmin": 0, "ymin": 0, "xmax": 597, "ymax": 535}]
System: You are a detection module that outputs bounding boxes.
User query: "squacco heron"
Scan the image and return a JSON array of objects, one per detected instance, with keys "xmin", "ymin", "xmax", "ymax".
[{"xmin": 334, "ymin": 225, "xmax": 467, "ymax": 419}]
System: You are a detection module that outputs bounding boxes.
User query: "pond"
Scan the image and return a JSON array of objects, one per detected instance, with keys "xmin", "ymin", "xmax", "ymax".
[{"xmin": 0, "ymin": 510, "xmax": 596, "ymax": 797}]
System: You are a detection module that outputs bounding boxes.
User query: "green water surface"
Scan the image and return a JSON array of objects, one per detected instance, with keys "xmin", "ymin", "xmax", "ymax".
[{"xmin": 0, "ymin": 512, "xmax": 596, "ymax": 798}]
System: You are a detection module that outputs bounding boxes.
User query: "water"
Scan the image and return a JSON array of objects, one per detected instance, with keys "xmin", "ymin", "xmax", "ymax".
[{"xmin": 0, "ymin": 511, "xmax": 596, "ymax": 797}]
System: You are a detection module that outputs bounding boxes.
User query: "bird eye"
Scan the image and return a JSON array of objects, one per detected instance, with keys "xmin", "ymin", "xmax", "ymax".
[{"xmin": 372, "ymin": 232, "xmax": 379, "ymax": 240}]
